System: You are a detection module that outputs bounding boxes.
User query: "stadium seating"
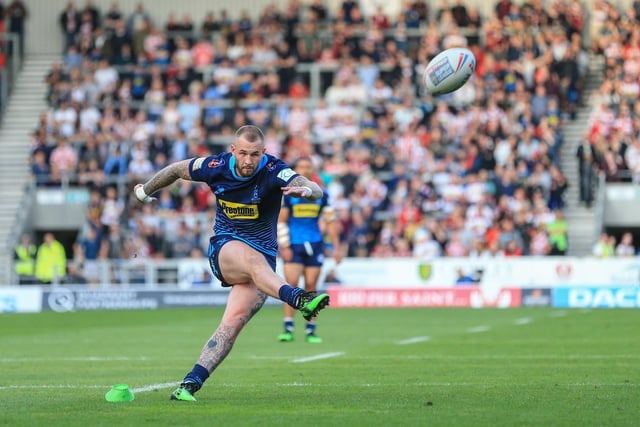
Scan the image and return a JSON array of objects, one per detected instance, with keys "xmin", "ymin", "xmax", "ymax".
[{"xmin": 24, "ymin": 0, "xmax": 636, "ymax": 284}]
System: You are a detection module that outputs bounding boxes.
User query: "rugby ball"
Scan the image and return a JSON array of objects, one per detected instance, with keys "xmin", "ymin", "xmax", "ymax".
[{"xmin": 423, "ymin": 48, "xmax": 476, "ymax": 96}]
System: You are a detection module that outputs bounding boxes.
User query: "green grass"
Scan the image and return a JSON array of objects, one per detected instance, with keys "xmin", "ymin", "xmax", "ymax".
[{"xmin": 0, "ymin": 307, "xmax": 638, "ymax": 426}]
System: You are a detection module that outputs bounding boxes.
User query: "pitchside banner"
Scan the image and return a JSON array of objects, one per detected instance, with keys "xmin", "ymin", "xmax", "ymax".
[
  {"xmin": 0, "ymin": 287, "xmax": 42, "ymax": 313},
  {"xmin": 553, "ymin": 287, "xmax": 640, "ymax": 308},
  {"xmin": 326, "ymin": 287, "xmax": 522, "ymax": 308},
  {"xmin": 41, "ymin": 287, "xmax": 280, "ymax": 312},
  {"xmin": 324, "ymin": 258, "xmax": 640, "ymax": 289}
]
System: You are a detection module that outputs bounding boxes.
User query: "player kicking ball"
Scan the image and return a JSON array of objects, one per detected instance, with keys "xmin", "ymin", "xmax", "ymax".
[
  {"xmin": 277, "ymin": 157, "xmax": 342, "ymax": 343},
  {"xmin": 133, "ymin": 126, "xmax": 330, "ymax": 401}
]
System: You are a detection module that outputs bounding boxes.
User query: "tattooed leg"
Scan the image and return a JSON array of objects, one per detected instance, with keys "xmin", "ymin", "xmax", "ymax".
[{"xmin": 197, "ymin": 286, "xmax": 267, "ymax": 373}]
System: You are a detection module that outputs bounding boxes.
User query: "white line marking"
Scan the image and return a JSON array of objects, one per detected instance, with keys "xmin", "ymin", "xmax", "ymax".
[
  {"xmin": 395, "ymin": 336, "xmax": 431, "ymax": 345},
  {"xmin": 130, "ymin": 382, "xmax": 180, "ymax": 393},
  {"xmin": 276, "ymin": 382, "xmax": 312, "ymax": 387},
  {"xmin": 291, "ymin": 352, "xmax": 344, "ymax": 363},
  {"xmin": 549, "ymin": 311, "xmax": 567, "ymax": 318},
  {"xmin": 0, "ymin": 385, "xmax": 109, "ymax": 390},
  {"xmin": 0, "ymin": 382, "xmax": 180, "ymax": 393},
  {"xmin": 466, "ymin": 325, "xmax": 490, "ymax": 333},
  {"xmin": 514, "ymin": 317, "xmax": 533, "ymax": 325},
  {"xmin": 2, "ymin": 382, "xmax": 636, "ymax": 390},
  {"xmin": 251, "ymin": 354, "xmax": 640, "ymax": 361},
  {"xmin": 0, "ymin": 356, "xmax": 148, "ymax": 363}
]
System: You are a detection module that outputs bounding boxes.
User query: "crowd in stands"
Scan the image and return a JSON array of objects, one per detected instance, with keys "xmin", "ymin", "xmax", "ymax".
[
  {"xmin": 28, "ymin": 0, "xmax": 634, "ymax": 283},
  {"xmin": 584, "ymin": 0, "xmax": 640, "ymax": 187}
]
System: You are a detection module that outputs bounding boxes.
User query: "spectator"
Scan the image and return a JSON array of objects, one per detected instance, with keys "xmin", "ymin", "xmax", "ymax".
[
  {"xmin": 592, "ymin": 232, "xmax": 614, "ymax": 258},
  {"xmin": 616, "ymin": 232, "xmax": 635, "ymax": 257},
  {"xmin": 74, "ymin": 225, "xmax": 103, "ymax": 285},
  {"xmin": 547, "ymin": 210, "xmax": 568, "ymax": 255},
  {"xmin": 34, "ymin": 232, "xmax": 67, "ymax": 284},
  {"xmin": 14, "ymin": 233, "xmax": 37, "ymax": 281},
  {"xmin": 49, "ymin": 136, "xmax": 78, "ymax": 183},
  {"xmin": 576, "ymin": 135, "xmax": 597, "ymax": 207},
  {"xmin": 7, "ymin": 0, "xmax": 27, "ymax": 57},
  {"xmin": 60, "ymin": 2, "xmax": 80, "ymax": 51}
]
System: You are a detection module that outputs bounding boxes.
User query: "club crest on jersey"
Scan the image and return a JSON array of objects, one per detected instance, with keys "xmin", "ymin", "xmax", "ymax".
[
  {"xmin": 218, "ymin": 200, "xmax": 259, "ymax": 219},
  {"xmin": 266, "ymin": 161, "xmax": 276, "ymax": 171},
  {"xmin": 251, "ymin": 185, "xmax": 261, "ymax": 203},
  {"xmin": 208, "ymin": 158, "xmax": 226, "ymax": 168}
]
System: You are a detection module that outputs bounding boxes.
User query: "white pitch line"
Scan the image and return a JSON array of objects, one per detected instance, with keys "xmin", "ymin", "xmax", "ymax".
[
  {"xmin": 291, "ymin": 352, "xmax": 344, "ymax": 363},
  {"xmin": 514, "ymin": 317, "xmax": 533, "ymax": 325},
  {"xmin": 2, "ymin": 382, "xmax": 637, "ymax": 390},
  {"xmin": 0, "ymin": 384, "xmax": 109, "ymax": 390},
  {"xmin": 130, "ymin": 382, "xmax": 180, "ymax": 393},
  {"xmin": 395, "ymin": 336, "xmax": 431, "ymax": 345},
  {"xmin": 0, "ymin": 356, "xmax": 148, "ymax": 363},
  {"xmin": 466, "ymin": 325, "xmax": 490, "ymax": 333},
  {"xmin": 549, "ymin": 311, "xmax": 567, "ymax": 318},
  {"xmin": 0, "ymin": 382, "xmax": 180, "ymax": 394}
]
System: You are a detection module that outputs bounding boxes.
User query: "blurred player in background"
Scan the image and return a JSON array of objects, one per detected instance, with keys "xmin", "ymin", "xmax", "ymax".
[
  {"xmin": 277, "ymin": 157, "xmax": 342, "ymax": 343},
  {"xmin": 133, "ymin": 126, "xmax": 330, "ymax": 401}
]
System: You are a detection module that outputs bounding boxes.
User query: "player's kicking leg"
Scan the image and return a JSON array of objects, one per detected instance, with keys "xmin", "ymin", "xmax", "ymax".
[{"xmin": 171, "ymin": 284, "xmax": 267, "ymax": 401}]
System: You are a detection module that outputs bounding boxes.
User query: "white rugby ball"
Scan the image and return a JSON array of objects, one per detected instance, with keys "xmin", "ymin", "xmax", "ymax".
[{"xmin": 423, "ymin": 47, "xmax": 476, "ymax": 96}]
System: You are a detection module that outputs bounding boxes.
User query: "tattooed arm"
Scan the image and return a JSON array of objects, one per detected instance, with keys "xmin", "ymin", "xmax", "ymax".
[
  {"xmin": 281, "ymin": 175, "xmax": 323, "ymax": 201},
  {"xmin": 134, "ymin": 159, "xmax": 192, "ymax": 203}
]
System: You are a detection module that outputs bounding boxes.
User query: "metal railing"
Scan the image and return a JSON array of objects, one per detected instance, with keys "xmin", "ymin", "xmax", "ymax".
[
  {"xmin": 593, "ymin": 171, "xmax": 607, "ymax": 247},
  {"xmin": 4, "ymin": 180, "xmax": 36, "ymax": 285},
  {"xmin": 0, "ymin": 33, "xmax": 21, "ymax": 115}
]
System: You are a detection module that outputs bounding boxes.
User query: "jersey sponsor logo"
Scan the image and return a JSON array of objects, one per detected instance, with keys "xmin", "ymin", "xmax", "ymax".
[
  {"xmin": 218, "ymin": 200, "xmax": 259, "ymax": 219},
  {"xmin": 277, "ymin": 168, "xmax": 295, "ymax": 182},
  {"xmin": 292, "ymin": 203, "xmax": 321, "ymax": 218},
  {"xmin": 192, "ymin": 157, "xmax": 207, "ymax": 170},
  {"xmin": 208, "ymin": 158, "xmax": 226, "ymax": 168}
]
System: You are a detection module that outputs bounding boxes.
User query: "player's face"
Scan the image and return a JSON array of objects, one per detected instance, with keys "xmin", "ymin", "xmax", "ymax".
[
  {"xmin": 231, "ymin": 136, "xmax": 266, "ymax": 177},
  {"xmin": 295, "ymin": 159, "xmax": 314, "ymax": 179}
]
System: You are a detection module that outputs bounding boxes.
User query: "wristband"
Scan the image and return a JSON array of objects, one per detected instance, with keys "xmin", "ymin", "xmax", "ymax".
[
  {"xmin": 277, "ymin": 222, "xmax": 290, "ymax": 247},
  {"xmin": 301, "ymin": 186, "xmax": 313, "ymax": 198},
  {"xmin": 135, "ymin": 185, "xmax": 148, "ymax": 202}
]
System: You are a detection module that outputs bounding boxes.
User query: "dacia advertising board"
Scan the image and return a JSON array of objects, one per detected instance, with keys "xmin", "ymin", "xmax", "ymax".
[{"xmin": 553, "ymin": 287, "xmax": 640, "ymax": 308}]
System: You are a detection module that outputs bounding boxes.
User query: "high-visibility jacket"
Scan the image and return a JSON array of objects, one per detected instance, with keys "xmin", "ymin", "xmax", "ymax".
[
  {"xmin": 34, "ymin": 241, "xmax": 67, "ymax": 283},
  {"xmin": 14, "ymin": 244, "xmax": 37, "ymax": 275}
]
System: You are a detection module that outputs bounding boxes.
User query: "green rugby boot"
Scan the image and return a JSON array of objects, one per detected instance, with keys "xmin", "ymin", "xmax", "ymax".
[
  {"xmin": 298, "ymin": 292, "xmax": 330, "ymax": 321},
  {"xmin": 305, "ymin": 334, "xmax": 323, "ymax": 343},
  {"xmin": 278, "ymin": 331, "xmax": 294, "ymax": 342},
  {"xmin": 170, "ymin": 382, "xmax": 198, "ymax": 401}
]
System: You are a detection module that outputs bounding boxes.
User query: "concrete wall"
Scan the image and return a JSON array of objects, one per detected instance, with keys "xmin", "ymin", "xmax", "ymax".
[{"xmin": 604, "ymin": 184, "xmax": 640, "ymax": 227}]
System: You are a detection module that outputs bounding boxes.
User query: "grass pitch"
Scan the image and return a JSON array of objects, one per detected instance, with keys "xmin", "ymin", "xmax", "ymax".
[{"xmin": 0, "ymin": 306, "xmax": 638, "ymax": 426}]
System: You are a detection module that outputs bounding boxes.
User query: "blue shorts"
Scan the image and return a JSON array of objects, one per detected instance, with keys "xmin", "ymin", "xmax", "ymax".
[
  {"xmin": 207, "ymin": 234, "xmax": 276, "ymax": 287},
  {"xmin": 287, "ymin": 241, "xmax": 325, "ymax": 267}
]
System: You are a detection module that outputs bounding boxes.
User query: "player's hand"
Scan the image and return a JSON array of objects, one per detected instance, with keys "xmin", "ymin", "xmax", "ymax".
[
  {"xmin": 134, "ymin": 184, "xmax": 157, "ymax": 204},
  {"xmin": 281, "ymin": 186, "xmax": 313, "ymax": 198},
  {"xmin": 334, "ymin": 248, "xmax": 343, "ymax": 265},
  {"xmin": 280, "ymin": 246, "xmax": 293, "ymax": 262}
]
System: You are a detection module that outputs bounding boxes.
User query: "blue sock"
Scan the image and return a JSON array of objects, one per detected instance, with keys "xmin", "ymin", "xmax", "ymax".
[
  {"xmin": 279, "ymin": 285, "xmax": 304, "ymax": 308},
  {"xmin": 306, "ymin": 322, "xmax": 316, "ymax": 336},
  {"xmin": 183, "ymin": 363, "xmax": 210, "ymax": 390},
  {"xmin": 284, "ymin": 317, "xmax": 294, "ymax": 333}
]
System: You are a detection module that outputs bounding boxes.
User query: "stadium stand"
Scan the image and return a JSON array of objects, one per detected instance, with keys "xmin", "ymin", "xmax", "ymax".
[{"xmin": 4, "ymin": 0, "xmax": 639, "ymax": 285}]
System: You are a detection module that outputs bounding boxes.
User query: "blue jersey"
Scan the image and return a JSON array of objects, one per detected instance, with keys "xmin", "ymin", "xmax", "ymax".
[
  {"xmin": 189, "ymin": 153, "xmax": 298, "ymax": 257},
  {"xmin": 284, "ymin": 192, "xmax": 329, "ymax": 244}
]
